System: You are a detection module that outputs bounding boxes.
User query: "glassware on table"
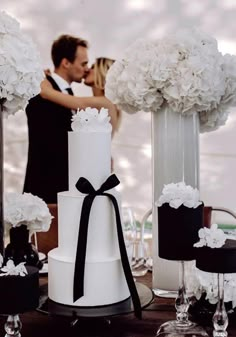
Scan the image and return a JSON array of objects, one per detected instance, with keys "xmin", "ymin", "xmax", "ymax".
[
  {"xmin": 212, "ymin": 273, "xmax": 228, "ymax": 337},
  {"xmin": 140, "ymin": 209, "xmax": 153, "ymax": 272},
  {"xmin": 4, "ymin": 314, "xmax": 22, "ymax": 337},
  {"xmin": 121, "ymin": 207, "xmax": 148, "ymax": 277},
  {"xmin": 131, "ymin": 239, "xmax": 148, "ymax": 277},
  {"xmin": 121, "ymin": 206, "xmax": 136, "ymax": 265}
]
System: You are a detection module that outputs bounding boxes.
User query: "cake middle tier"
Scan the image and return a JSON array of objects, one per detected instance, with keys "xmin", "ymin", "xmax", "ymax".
[{"xmin": 58, "ymin": 189, "xmax": 121, "ymax": 260}]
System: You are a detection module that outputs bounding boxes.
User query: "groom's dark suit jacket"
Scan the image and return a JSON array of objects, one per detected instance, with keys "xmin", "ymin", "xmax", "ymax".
[{"xmin": 23, "ymin": 75, "xmax": 73, "ymax": 203}]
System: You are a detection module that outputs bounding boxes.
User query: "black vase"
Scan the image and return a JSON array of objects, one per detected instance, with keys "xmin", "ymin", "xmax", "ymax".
[{"xmin": 4, "ymin": 225, "xmax": 43, "ymax": 269}]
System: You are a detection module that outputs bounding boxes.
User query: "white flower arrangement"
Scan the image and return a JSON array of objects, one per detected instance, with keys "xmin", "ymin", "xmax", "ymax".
[
  {"xmin": 194, "ymin": 223, "xmax": 226, "ymax": 248},
  {"xmin": 196, "ymin": 270, "xmax": 236, "ymax": 306},
  {"xmin": 4, "ymin": 192, "xmax": 52, "ymax": 234},
  {"xmin": 186, "ymin": 261, "xmax": 236, "ymax": 306},
  {"xmin": 0, "ymin": 11, "xmax": 44, "ymax": 117},
  {"xmin": 0, "ymin": 254, "xmax": 28, "ymax": 277},
  {"xmin": 105, "ymin": 28, "xmax": 236, "ymax": 132},
  {"xmin": 72, "ymin": 107, "xmax": 112, "ymax": 132},
  {"xmin": 157, "ymin": 181, "xmax": 202, "ymax": 209},
  {"xmin": 187, "ymin": 262, "xmax": 236, "ymax": 307},
  {"xmin": 0, "ymin": 259, "xmax": 28, "ymax": 277}
]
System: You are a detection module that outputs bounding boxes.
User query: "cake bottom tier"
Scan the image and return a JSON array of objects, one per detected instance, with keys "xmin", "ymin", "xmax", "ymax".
[{"xmin": 48, "ymin": 249, "xmax": 130, "ymax": 306}]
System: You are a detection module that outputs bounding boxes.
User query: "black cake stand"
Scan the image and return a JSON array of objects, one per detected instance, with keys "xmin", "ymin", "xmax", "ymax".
[{"xmin": 37, "ymin": 282, "xmax": 154, "ymax": 319}]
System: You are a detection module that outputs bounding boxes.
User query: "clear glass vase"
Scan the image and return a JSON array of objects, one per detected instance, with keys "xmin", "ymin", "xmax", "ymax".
[{"xmin": 151, "ymin": 105, "xmax": 200, "ymax": 297}]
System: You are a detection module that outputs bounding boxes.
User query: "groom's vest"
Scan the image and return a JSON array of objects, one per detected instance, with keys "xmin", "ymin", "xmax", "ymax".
[{"xmin": 23, "ymin": 76, "xmax": 73, "ymax": 204}]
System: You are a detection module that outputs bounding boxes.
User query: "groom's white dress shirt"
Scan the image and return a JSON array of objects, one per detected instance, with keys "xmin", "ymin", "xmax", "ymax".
[
  {"xmin": 51, "ymin": 72, "xmax": 73, "ymax": 94},
  {"xmin": 51, "ymin": 72, "xmax": 75, "ymax": 113}
]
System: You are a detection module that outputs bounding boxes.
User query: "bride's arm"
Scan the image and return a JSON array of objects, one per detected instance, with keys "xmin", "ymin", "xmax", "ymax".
[{"xmin": 40, "ymin": 79, "xmax": 118, "ymax": 133}]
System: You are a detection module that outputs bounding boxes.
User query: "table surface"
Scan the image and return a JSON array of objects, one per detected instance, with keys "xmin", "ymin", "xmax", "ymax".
[{"xmin": 1, "ymin": 272, "xmax": 236, "ymax": 337}]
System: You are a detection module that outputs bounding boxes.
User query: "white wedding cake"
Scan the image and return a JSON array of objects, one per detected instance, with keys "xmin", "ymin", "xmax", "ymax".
[{"xmin": 48, "ymin": 108, "xmax": 130, "ymax": 306}]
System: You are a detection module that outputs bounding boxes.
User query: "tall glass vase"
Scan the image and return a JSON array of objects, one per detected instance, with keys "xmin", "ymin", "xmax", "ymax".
[
  {"xmin": 0, "ymin": 103, "xmax": 4, "ymax": 255},
  {"xmin": 151, "ymin": 105, "xmax": 200, "ymax": 296}
]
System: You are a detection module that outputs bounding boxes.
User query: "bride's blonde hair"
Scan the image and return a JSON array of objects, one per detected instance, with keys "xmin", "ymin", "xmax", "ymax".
[
  {"xmin": 93, "ymin": 57, "xmax": 115, "ymax": 91},
  {"xmin": 94, "ymin": 57, "xmax": 122, "ymax": 132}
]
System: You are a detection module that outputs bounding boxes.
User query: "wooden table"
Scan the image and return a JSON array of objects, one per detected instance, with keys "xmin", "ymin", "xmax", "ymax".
[{"xmin": 1, "ymin": 272, "xmax": 236, "ymax": 337}]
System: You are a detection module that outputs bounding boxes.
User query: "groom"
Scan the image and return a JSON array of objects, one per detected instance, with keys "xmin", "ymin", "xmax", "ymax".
[{"xmin": 23, "ymin": 34, "xmax": 89, "ymax": 203}]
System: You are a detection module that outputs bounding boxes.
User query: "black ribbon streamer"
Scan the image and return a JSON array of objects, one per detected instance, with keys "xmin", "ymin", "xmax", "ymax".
[{"xmin": 73, "ymin": 174, "xmax": 142, "ymax": 319}]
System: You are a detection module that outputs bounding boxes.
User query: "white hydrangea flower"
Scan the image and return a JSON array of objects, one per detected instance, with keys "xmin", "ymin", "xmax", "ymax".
[
  {"xmin": 192, "ymin": 266, "xmax": 236, "ymax": 306},
  {"xmin": 194, "ymin": 223, "xmax": 226, "ymax": 248},
  {"xmin": 157, "ymin": 181, "xmax": 202, "ymax": 209},
  {"xmin": 4, "ymin": 192, "xmax": 53, "ymax": 235},
  {"xmin": 71, "ymin": 107, "xmax": 112, "ymax": 132},
  {"xmin": 0, "ymin": 254, "xmax": 3, "ymax": 268},
  {"xmin": 0, "ymin": 260, "xmax": 28, "ymax": 277},
  {"xmin": 0, "ymin": 11, "xmax": 44, "ymax": 117},
  {"xmin": 105, "ymin": 28, "xmax": 236, "ymax": 133}
]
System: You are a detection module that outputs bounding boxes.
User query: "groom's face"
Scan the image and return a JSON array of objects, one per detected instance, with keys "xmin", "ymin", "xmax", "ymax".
[{"xmin": 67, "ymin": 46, "xmax": 89, "ymax": 83}]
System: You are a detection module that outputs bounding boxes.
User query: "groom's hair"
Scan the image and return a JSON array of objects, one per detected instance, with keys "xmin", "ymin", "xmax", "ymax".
[{"xmin": 51, "ymin": 34, "xmax": 88, "ymax": 68}]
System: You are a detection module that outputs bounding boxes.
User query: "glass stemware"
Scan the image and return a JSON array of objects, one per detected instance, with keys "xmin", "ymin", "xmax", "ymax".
[
  {"xmin": 121, "ymin": 207, "xmax": 148, "ymax": 277},
  {"xmin": 156, "ymin": 260, "xmax": 209, "ymax": 336},
  {"xmin": 121, "ymin": 206, "xmax": 136, "ymax": 266},
  {"xmin": 212, "ymin": 273, "xmax": 228, "ymax": 337},
  {"xmin": 4, "ymin": 314, "xmax": 22, "ymax": 337}
]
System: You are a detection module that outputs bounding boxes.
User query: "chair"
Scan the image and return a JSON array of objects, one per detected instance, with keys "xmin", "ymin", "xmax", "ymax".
[{"xmin": 32, "ymin": 203, "xmax": 58, "ymax": 255}]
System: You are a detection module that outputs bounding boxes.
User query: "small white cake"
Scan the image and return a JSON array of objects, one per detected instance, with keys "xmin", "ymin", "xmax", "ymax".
[{"xmin": 48, "ymin": 108, "xmax": 130, "ymax": 306}]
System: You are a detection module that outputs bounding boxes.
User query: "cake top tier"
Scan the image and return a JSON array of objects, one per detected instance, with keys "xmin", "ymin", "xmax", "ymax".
[{"xmin": 72, "ymin": 107, "xmax": 112, "ymax": 132}]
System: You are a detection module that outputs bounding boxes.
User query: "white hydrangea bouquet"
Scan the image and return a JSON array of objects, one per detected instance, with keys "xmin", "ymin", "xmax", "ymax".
[
  {"xmin": 0, "ymin": 11, "xmax": 44, "ymax": 116},
  {"xmin": 4, "ymin": 193, "xmax": 52, "ymax": 235},
  {"xmin": 105, "ymin": 28, "xmax": 236, "ymax": 132}
]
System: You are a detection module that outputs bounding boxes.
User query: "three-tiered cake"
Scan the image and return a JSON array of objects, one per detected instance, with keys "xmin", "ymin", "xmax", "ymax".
[{"xmin": 48, "ymin": 108, "xmax": 130, "ymax": 306}]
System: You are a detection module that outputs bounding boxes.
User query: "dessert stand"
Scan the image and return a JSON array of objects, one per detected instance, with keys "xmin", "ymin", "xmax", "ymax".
[
  {"xmin": 156, "ymin": 202, "xmax": 208, "ymax": 336},
  {"xmin": 37, "ymin": 282, "xmax": 154, "ymax": 321},
  {"xmin": 0, "ymin": 265, "xmax": 40, "ymax": 337},
  {"xmin": 195, "ymin": 239, "xmax": 236, "ymax": 337}
]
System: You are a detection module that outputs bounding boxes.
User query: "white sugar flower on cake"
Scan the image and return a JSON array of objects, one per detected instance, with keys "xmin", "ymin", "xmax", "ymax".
[
  {"xmin": 157, "ymin": 181, "xmax": 202, "ymax": 209},
  {"xmin": 194, "ymin": 223, "xmax": 226, "ymax": 248},
  {"xmin": 0, "ymin": 260, "xmax": 28, "ymax": 277},
  {"xmin": 4, "ymin": 192, "xmax": 52, "ymax": 234},
  {"xmin": 72, "ymin": 107, "xmax": 112, "ymax": 132}
]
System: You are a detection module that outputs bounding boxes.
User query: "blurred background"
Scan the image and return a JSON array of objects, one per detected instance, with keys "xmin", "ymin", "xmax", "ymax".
[{"xmin": 2, "ymin": 0, "xmax": 236, "ymax": 224}]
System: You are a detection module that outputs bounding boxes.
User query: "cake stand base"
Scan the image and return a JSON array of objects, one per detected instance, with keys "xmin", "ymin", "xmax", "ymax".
[
  {"xmin": 37, "ymin": 282, "xmax": 154, "ymax": 318},
  {"xmin": 156, "ymin": 320, "xmax": 209, "ymax": 336}
]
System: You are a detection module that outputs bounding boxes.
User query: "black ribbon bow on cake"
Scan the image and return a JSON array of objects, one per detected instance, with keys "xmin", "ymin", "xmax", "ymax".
[{"xmin": 73, "ymin": 174, "xmax": 142, "ymax": 319}]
